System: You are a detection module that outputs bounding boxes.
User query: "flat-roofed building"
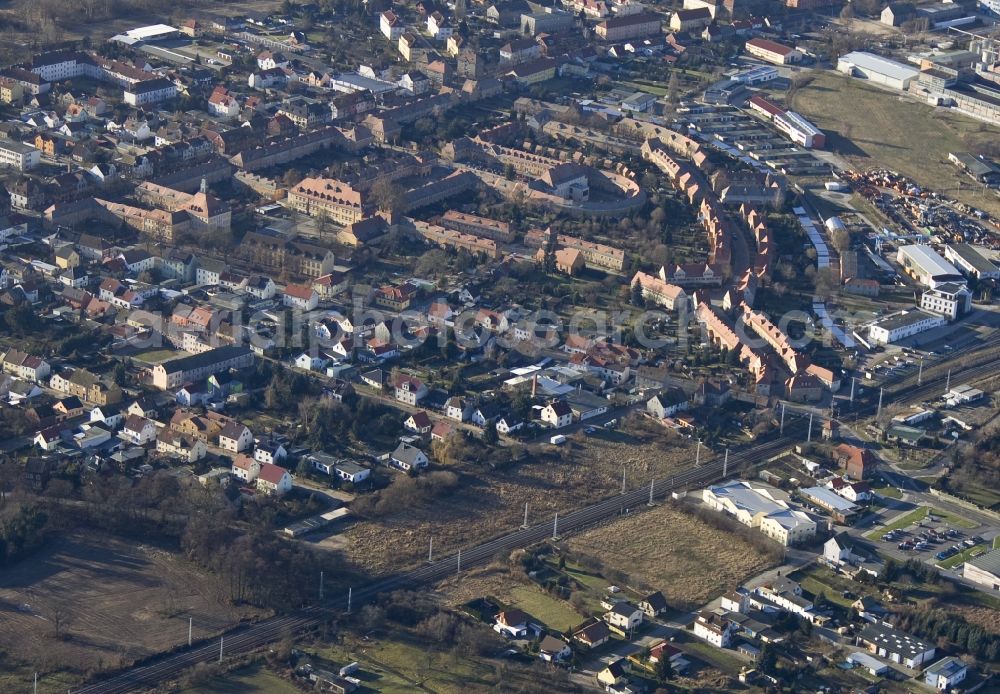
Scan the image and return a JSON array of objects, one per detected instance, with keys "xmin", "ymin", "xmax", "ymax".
[
  {"xmin": 0, "ymin": 140, "xmax": 39, "ymax": 170},
  {"xmin": 868, "ymin": 309, "xmax": 945, "ymax": 345}
]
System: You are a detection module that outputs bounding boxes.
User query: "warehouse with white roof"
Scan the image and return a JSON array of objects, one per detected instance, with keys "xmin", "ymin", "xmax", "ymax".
[
  {"xmin": 896, "ymin": 244, "xmax": 966, "ymax": 288},
  {"xmin": 838, "ymin": 51, "xmax": 920, "ymax": 90}
]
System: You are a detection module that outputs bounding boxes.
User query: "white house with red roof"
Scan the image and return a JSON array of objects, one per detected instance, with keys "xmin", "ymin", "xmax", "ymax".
[
  {"xmin": 208, "ymin": 86, "xmax": 240, "ymax": 119},
  {"xmin": 380, "ymin": 10, "xmax": 404, "ymax": 40},
  {"xmin": 404, "ymin": 410, "xmax": 433, "ymax": 434},
  {"xmin": 282, "ymin": 283, "xmax": 318, "ymax": 310},
  {"xmin": 256, "ymin": 463, "xmax": 292, "ymax": 495}
]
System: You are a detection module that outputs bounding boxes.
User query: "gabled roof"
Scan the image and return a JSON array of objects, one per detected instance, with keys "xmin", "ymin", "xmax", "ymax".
[{"xmin": 257, "ymin": 462, "xmax": 288, "ymax": 484}]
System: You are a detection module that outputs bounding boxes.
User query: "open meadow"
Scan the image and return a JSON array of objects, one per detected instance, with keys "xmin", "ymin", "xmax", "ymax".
[
  {"xmin": 0, "ymin": 533, "xmax": 263, "ymax": 692},
  {"xmin": 790, "ymin": 70, "xmax": 1000, "ymax": 219},
  {"xmin": 335, "ymin": 430, "xmax": 700, "ymax": 574},
  {"xmin": 565, "ymin": 502, "xmax": 778, "ymax": 606}
]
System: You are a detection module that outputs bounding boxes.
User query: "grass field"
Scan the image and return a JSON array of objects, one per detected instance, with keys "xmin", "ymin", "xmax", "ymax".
[
  {"xmin": 504, "ymin": 585, "xmax": 584, "ymax": 633},
  {"xmin": 865, "ymin": 506, "xmax": 929, "ymax": 539},
  {"xmin": 314, "ymin": 634, "xmax": 508, "ymax": 693},
  {"xmin": 928, "ymin": 508, "xmax": 978, "ymax": 529},
  {"xmin": 873, "ymin": 485, "xmax": 902, "ymax": 500},
  {"xmin": 790, "ymin": 70, "xmax": 1000, "ymax": 218},
  {"xmin": 566, "ymin": 503, "xmax": 777, "ymax": 606},
  {"xmin": 131, "ymin": 348, "xmax": 182, "ymax": 364},
  {"xmin": 338, "ymin": 431, "xmax": 699, "ymax": 574},
  {"xmin": 0, "ymin": 533, "xmax": 261, "ymax": 686},
  {"xmin": 179, "ymin": 664, "xmax": 302, "ymax": 694}
]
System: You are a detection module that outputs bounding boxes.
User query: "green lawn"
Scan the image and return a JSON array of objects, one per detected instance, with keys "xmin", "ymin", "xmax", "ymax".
[
  {"xmin": 180, "ymin": 664, "xmax": 301, "ymax": 694},
  {"xmin": 132, "ymin": 348, "xmax": 182, "ymax": 364},
  {"xmin": 680, "ymin": 638, "xmax": 747, "ymax": 675},
  {"xmin": 928, "ymin": 508, "xmax": 978, "ymax": 530},
  {"xmin": 315, "ymin": 636, "xmax": 500, "ymax": 693},
  {"xmin": 873, "ymin": 485, "xmax": 903, "ymax": 500},
  {"xmin": 865, "ymin": 507, "xmax": 929, "ymax": 540},
  {"xmin": 937, "ymin": 544, "xmax": 988, "ymax": 570},
  {"xmin": 994, "ymin": 536, "xmax": 1000, "ymax": 550},
  {"xmin": 505, "ymin": 585, "xmax": 585, "ymax": 633}
]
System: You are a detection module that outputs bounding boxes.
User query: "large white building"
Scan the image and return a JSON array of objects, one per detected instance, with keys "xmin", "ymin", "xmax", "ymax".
[
  {"xmin": 964, "ymin": 547, "xmax": 1000, "ymax": 591},
  {"xmin": 868, "ymin": 309, "xmax": 945, "ymax": 345},
  {"xmin": 772, "ymin": 110, "xmax": 826, "ymax": 149},
  {"xmin": 896, "ymin": 244, "xmax": 966, "ymax": 288},
  {"xmin": 838, "ymin": 51, "xmax": 919, "ymax": 90},
  {"xmin": 920, "ymin": 282, "xmax": 971, "ymax": 320},
  {"xmin": 702, "ymin": 480, "xmax": 816, "ymax": 546},
  {"xmin": 0, "ymin": 140, "xmax": 40, "ymax": 170},
  {"xmin": 944, "ymin": 243, "xmax": 1000, "ymax": 280}
]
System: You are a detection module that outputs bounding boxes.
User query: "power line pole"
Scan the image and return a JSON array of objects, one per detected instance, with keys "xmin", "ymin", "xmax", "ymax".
[
  {"xmin": 648, "ymin": 478, "xmax": 654, "ymax": 506},
  {"xmin": 723, "ymin": 448, "xmax": 729, "ymax": 477},
  {"xmin": 428, "ymin": 537, "xmax": 433, "ymax": 562},
  {"xmin": 780, "ymin": 403, "xmax": 786, "ymax": 435},
  {"xmin": 807, "ymin": 413, "xmax": 813, "ymax": 443},
  {"xmin": 621, "ymin": 467, "xmax": 626, "ymax": 494},
  {"xmin": 457, "ymin": 549, "xmax": 461, "ymax": 574},
  {"xmin": 33, "ymin": 673, "xmax": 37, "ymax": 694},
  {"xmin": 347, "ymin": 587, "xmax": 352, "ymax": 613},
  {"xmin": 946, "ymin": 368, "xmax": 951, "ymax": 394},
  {"xmin": 918, "ymin": 358, "xmax": 923, "ymax": 385},
  {"xmin": 695, "ymin": 439, "xmax": 701, "ymax": 466},
  {"xmin": 552, "ymin": 513, "xmax": 559, "ymax": 540},
  {"xmin": 188, "ymin": 617, "xmax": 192, "ymax": 647},
  {"xmin": 219, "ymin": 637, "xmax": 224, "ymax": 663},
  {"xmin": 521, "ymin": 502, "xmax": 529, "ymax": 529},
  {"xmin": 319, "ymin": 571, "xmax": 324, "ymax": 600},
  {"xmin": 877, "ymin": 387, "xmax": 884, "ymax": 421},
  {"xmin": 850, "ymin": 376, "xmax": 855, "ymax": 404}
]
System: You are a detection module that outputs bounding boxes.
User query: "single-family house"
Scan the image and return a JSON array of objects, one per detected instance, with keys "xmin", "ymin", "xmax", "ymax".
[
  {"xmin": 604, "ymin": 602, "xmax": 643, "ymax": 634},
  {"xmin": 121, "ymin": 414, "xmax": 157, "ymax": 445},
  {"xmin": 219, "ymin": 421, "xmax": 253, "ymax": 453},
  {"xmin": 573, "ymin": 620, "xmax": 611, "ymax": 649},
  {"xmin": 538, "ymin": 635, "xmax": 571, "ymax": 662},
  {"xmin": 389, "ymin": 442, "xmax": 428, "ymax": 472},
  {"xmin": 394, "ymin": 375, "xmax": 428, "ymax": 405},
  {"xmin": 404, "ymin": 411, "xmax": 433, "ymax": 434},
  {"xmin": 256, "ymin": 462, "xmax": 292, "ymax": 495},
  {"xmin": 231, "ymin": 454, "xmax": 261, "ymax": 482},
  {"xmin": 540, "ymin": 400, "xmax": 572, "ymax": 428},
  {"xmin": 638, "ymin": 591, "xmax": 667, "ymax": 618}
]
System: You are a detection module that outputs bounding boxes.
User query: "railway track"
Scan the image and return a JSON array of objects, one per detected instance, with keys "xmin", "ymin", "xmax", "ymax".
[
  {"xmin": 71, "ymin": 431, "xmax": 800, "ymax": 693},
  {"xmin": 71, "ymin": 342, "xmax": 1000, "ymax": 692}
]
